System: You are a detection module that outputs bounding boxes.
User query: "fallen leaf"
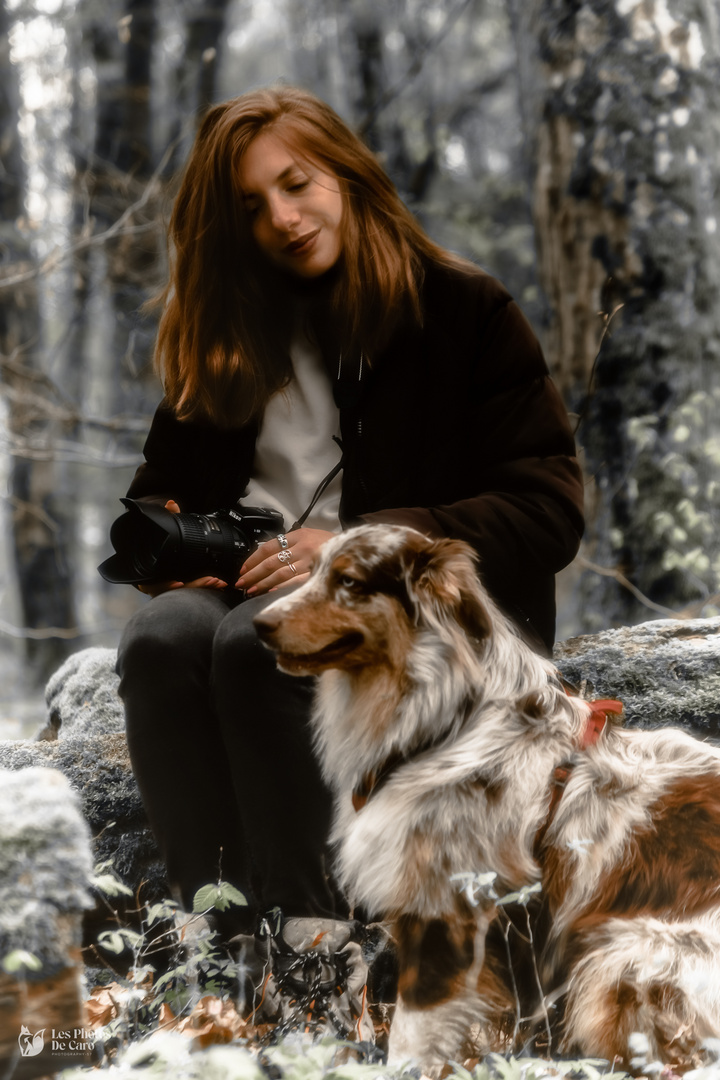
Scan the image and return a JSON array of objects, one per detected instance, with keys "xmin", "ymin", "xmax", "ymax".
[
  {"xmin": 85, "ymin": 985, "xmax": 120, "ymax": 1027},
  {"xmin": 175, "ymin": 994, "xmax": 246, "ymax": 1047}
]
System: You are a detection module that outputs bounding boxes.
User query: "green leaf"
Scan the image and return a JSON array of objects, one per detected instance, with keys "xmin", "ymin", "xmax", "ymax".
[
  {"xmin": 496, "ymin": 881, "xmax": 542, "ymax": 906},
  {"xmin": 145, "ymin": 900, "xmax": 178, "ymax": 926},
  {"xmin": 203, "ymin": 1043, "xmax": 267, "ymax": 1079},
  {"xmin": 483, "ymin": 1053, "xmax": 519, "ymax": 1080},
  {"xmin": 327, "ymin": 1062, "xmax": 393, "ymax": 1079},
  {"xmin": 90, "ymin": 872, "xmax": 133, "ymax": 897},
  {"xmin": 97, "ymin": 931, "xmax": 125, "ymax": 954},
  {"xmin": 192, "ymin": 881, "xmax": 248, "ymax": 913},
  {"xmin": 97, "ymin": 928, "xmax": 142, "ymax": 954},
  {"xmin": 154, "ymin": 963, "xmax": 188, "ymax": 993},
  {"xmin": 2, "ymin": 949, "xmax": 42, "ymax": 974}
]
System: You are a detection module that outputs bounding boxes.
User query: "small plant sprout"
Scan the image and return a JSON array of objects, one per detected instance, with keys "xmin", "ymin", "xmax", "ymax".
[
  {"xmin": 452, "ymin": 874, "xmax": 551, "ymax": 1054},
  {"xmin": 192, "ymin": 881, "xmax": 248, "ymax": 914},
  {"xmin": 450, "ymin": 871, "xmax": 499, "ymax": 906},
  {"xmin": 97, "ymin": 927, "xmax": 144, "ymax": 956},
  {"xmin": 495, "ymin": 882, "xmax": 542, "ymax": 908},
  {"xmin": 91, "ymin": 860, "xmax": 134, "ymax": 898},
  {"xmin": 2, "ymin": 949, "xmax": 42, "ymax": 975}
]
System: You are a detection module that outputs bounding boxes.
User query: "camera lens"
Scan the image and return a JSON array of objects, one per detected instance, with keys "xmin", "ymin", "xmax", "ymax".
[{"xmin": 99, "ymin": 499, "xmax": 285, "ymax": 585}]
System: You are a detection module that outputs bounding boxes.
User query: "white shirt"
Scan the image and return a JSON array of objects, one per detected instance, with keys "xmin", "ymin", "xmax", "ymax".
[{"xmin": 243, "ymin": 335, "xmax": 342, "ymax": 532}]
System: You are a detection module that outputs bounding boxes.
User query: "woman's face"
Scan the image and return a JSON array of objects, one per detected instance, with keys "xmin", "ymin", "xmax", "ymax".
[{"xmin": 237, "ymin": 130, "xmax": 344, "ymax": 278}]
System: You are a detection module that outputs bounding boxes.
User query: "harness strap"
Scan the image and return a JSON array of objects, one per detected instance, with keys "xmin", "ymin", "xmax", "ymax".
[
  {"xmin": 351, "ymin": 699, "xmax": 476, "ymax": 813},
  {"xmin": 352, "ymin": 696, "xmax": 624, "ymax": 832},
  {"xmin": 533, "ymin": 698, "xmax": 624, "ymax": 856},
  {"xmin": 352, "ymin": 750, "xmax": 406, "ymax": 813}
]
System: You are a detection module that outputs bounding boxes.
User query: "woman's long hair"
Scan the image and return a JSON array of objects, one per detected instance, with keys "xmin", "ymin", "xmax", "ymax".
[{"xmin": 156, "ymin": 85, "xmax": 470, "ymax": 427}]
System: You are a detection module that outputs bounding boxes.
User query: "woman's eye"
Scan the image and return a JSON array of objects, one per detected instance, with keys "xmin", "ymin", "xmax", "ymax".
[{"xmin": 288, "ymin": 179, "xmax": 309, "ymax": 192}]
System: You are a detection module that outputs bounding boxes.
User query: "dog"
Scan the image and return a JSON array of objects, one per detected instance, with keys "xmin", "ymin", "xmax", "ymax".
[{"xmin": 254, "ymin": 524, "xmax": 720, "ymax": 1072}]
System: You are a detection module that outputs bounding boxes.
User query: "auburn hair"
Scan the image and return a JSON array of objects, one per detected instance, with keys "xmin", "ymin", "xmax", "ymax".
[{"xmin": 155, "ymin": 85, "xmax": 470, "ymax": 427}]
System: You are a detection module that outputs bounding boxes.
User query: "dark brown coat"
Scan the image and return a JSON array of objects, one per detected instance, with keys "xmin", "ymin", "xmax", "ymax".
[{"xmin": 127, "ymin": 261, "xmax": 584, "ymax": 652}]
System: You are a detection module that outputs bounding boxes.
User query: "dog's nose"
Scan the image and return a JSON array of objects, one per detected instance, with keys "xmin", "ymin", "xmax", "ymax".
[{"xmin": 253, "ymin": 608, "xmax": 282, "ymax": 644}]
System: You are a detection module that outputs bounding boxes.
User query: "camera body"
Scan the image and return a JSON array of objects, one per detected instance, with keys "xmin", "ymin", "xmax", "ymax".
[{"xmin": 98, "ymin": 498, "xmax": 285, "ymax": 586}]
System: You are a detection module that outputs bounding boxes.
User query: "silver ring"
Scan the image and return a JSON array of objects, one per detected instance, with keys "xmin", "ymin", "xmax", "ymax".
[
  {"xmin": 277, "ymin": 550, "xmax": 293, "ymax": 564},
  {"xmin": 288, "ymin": 563, "xmax": 297, "ymax": 574},
  {"xmin": 277, "ymin": 534, "xmax": 289, "ymax": 550}
]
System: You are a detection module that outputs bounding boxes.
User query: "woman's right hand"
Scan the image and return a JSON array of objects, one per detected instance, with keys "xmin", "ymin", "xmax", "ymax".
[{"xmin": 135, "ymin": 500, "xmax": 230, "ymax": 597}]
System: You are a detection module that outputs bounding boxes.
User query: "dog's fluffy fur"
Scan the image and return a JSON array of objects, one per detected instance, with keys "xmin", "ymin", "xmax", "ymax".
[{"xmin": 255, "ymin": 525, "xmax": 720, "ymax": 1071}]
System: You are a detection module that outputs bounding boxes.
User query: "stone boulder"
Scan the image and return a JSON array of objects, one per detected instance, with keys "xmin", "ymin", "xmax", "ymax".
[
  {"xmin": 0, "ymin": 766, "xmax": 94, "ymax": 1079},
  {"xmin": 554, "ymin": 615, "xmax": 720, "ymax": 738},
  {"xmin": 0, "ymin": 648, "xmax": 166, "ymax": 906}
]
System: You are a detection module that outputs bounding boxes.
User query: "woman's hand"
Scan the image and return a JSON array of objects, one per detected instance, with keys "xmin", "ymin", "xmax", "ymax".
[
  {"xmin": 236, "ymin": 528, "xmax": 335, "ymax": 596},
  {"xmin": 136, "ymin": 500, "xmax": 230, "ymax": 597},
  {"xmin": 137, "ymin": 576, "xmax": 228, "ymax": 598}
]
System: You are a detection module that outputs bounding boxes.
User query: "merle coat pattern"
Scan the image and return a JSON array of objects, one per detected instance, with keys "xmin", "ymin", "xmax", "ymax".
[{"xmin": 255, "ymin": 524, "xmax": 720, "ymax": 1073}]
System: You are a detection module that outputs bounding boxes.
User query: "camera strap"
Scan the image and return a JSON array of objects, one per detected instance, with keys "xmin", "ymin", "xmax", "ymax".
[{"xmin": 290, "ymin": 436, "xmax": 344, "ymax": 531}]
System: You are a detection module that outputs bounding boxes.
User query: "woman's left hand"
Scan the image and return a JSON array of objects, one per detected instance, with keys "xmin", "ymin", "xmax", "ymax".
[{"xmin": 235, "ymin": 528, "xmax": 335, "ymax": 596}]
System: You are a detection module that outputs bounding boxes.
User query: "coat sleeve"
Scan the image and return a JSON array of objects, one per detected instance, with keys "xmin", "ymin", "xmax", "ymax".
[
  {"xmin": 125, "ymin": 402, "xmax": 257, "ymax": 513},
  {"xmin": 362, "ymin": 384, "xmax": 584, "ymax": 578},
  {"xmin": 359, "ymin": 285, "xmax": 584, "ymax": 585}
]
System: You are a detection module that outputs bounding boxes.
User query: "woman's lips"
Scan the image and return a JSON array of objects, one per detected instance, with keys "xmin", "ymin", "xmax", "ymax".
[{"xmin": 284, "ymin": 229, "xmax": 319, "ymax": 256}]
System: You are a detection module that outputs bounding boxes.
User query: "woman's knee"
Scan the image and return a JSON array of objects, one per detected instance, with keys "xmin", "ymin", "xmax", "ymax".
[
  {"xmin": 117, "ymin": 589, "xmax": 229, "ymax": 684},
  {"xmin": 211, "ymin": 592, "xmax": 278, "ymax": 666},
  {"xmin": 211, "ymin": 591, "xmax": 314, "ymax": 736}
]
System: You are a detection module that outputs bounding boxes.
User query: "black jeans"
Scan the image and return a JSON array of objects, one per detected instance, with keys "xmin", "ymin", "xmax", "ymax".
[{"xmin": 116, "ymin": 586, "xmax": 345, "ymax": 934}]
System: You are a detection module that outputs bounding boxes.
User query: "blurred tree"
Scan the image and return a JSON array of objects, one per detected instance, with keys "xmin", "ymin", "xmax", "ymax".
[
  {"xmin": 531, "ymin": 0, "xmax": 720, "ymax": 628},
  {"xmin": 165, "ymin": 0, "xmax": 235, "ymax": 174},
  {"xmin": 0, "ymin": 0, "xmax": 76, "ymax": 681},
  {"xmin": 72, "ymin": 0, "xmax": 161, "ymax": 419}
]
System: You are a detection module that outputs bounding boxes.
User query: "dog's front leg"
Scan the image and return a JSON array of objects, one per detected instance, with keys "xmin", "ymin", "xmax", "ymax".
[{"xmin": 387, "ymin": 905, "xmax": 494, "ymax": 1075}]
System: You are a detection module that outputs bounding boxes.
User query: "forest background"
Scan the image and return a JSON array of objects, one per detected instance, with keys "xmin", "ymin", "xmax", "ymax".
[{"xmin": 1, "ymin": 0, "xmax": 719, "ymax": 737}]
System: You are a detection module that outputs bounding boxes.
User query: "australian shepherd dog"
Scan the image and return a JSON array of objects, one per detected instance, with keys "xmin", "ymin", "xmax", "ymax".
[{"xmin": 254, "ymin": 524, "xmax": 720, "ymax": 1073}]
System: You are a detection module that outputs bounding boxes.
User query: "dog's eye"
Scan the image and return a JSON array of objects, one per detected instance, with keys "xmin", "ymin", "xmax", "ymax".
[{"xmin": 339, "ymin": 574, "xmax": 360, "ymax": 590}]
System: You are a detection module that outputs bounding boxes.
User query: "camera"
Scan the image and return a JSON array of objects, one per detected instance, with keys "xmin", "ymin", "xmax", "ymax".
[{"xmin": 98, "ymin": 498, "xmax": 285, "ymax": 586}]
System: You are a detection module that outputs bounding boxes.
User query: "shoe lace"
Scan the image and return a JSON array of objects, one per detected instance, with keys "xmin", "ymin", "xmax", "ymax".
[{"xmin": 271, "ymin": 937, "xmax": 351, "ymax": 1039}]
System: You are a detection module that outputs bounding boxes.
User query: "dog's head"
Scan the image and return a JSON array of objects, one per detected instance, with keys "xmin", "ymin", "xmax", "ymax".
[{"xmin": 253, "ymin": 524, "xmax": 491, "ymax": 676}]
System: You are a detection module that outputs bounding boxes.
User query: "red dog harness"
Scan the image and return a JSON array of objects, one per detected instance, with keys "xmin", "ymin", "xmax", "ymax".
[
  {"xmin": 534, "ymin": 698, "xmax": 624, "ymax": 854},
  {"xmin": 352, "ymin": 697, "xmax": 624, "ymax": 817}
]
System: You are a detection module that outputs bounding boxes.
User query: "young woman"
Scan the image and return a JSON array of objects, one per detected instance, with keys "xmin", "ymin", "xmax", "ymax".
[{"xmin": 115, "ymin": 86, "xmax": 584, "ymax": 937}]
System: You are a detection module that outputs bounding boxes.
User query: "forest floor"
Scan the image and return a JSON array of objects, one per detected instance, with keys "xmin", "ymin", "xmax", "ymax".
[{"xmin": 55, "ymin": 894, "xmax": 687, "ymax": 1080}]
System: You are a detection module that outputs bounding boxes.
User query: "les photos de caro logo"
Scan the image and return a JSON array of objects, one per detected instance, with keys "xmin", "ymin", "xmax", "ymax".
[{"xmin": 18, "ymin": 1025, "xmax": 96, "ymax": 1058}]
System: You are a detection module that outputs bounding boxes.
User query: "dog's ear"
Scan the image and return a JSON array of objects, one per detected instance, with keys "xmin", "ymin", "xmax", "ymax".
[{"xmin": 405, "ymin": 537, "xmax": 491, "ymax": 642}]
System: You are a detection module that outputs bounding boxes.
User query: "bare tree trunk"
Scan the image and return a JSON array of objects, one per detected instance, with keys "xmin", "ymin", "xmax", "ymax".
[
  {"xmin": 75, "ymin": 0, "xmax": 163, "ymax": 421},
  {"xmin": 165, "ymin": 0, "xmax": 234, "ymax": 175},
  {"xmin": 0, "ymin": 0, "xmax": 76, "ymax": 681},
  {"xmin": 531, "ymin": 0, "xmax": 720, "ymax": 628}
]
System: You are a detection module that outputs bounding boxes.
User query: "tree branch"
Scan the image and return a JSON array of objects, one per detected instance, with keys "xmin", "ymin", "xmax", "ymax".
[
  {"xmin": 0, "ymin": 136, "xmax": 177, "ymax": 292},
  {"xmin": 577, "ymin": 555, "xmax": 720, "ymax": 620},
  {"xmin": 357, "ymin": 0, "xmax": 477, "ymax": 136}
]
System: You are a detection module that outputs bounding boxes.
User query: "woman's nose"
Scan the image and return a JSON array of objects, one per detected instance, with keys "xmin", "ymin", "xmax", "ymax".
[{"xmin": 268, "ymin": 194, "xmax": 301, "ymax": 232}]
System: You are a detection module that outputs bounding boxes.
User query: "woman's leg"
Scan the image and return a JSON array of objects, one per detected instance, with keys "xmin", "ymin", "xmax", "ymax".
[
  {"xmin": 116, "ymin": 587, "xmax": 256, "ymax": 928},
  {"xmin": 211, "ymin": 590, "xmax": 347, "ymax": 921}
]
